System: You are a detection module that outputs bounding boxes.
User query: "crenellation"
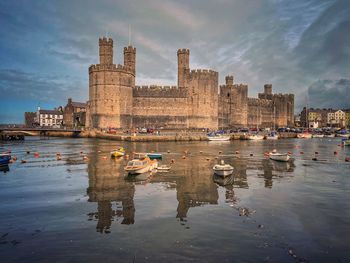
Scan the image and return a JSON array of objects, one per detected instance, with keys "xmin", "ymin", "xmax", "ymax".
[{"xmin": 133, "ymin": 85, "xmax": 187, "ymax": 98}]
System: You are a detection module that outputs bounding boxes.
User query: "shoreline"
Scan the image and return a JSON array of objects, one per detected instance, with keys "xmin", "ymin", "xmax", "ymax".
[{"xmin": 6, "ymin": 130, "xmax": 297, "ymax": 141}]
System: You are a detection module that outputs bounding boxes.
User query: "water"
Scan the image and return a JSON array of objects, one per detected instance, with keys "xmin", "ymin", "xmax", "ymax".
[{"xmin": 0, "ymin": 137, "xmax": 349, "ymax": 262}]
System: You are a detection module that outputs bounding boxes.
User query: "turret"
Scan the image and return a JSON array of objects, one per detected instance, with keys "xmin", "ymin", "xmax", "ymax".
[
  {"xmin": 225, "ymin": 75, "xmax": 234, "ymax": 86},
  {"xmin": 264, "ymin": 84, "xmax": 272, "ymax": 95},
  {"xmin": 99, "ymin": 37, "xmax": 113, "ymax": 65},
  {"xmin": 177, "ymin": 48, "xmax": 190, "ymax": 87},
  {"xmin": 124, "ymin": 46, "xmax": 136, "ymax": 75}
]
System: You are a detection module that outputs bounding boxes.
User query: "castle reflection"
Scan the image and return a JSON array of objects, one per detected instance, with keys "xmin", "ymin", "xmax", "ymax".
[{"xmin": 86, "ymin": 143, "xmax": 295, "ymax": 232}]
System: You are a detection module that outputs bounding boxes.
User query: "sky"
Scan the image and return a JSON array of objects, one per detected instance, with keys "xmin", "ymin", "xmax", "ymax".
[{"xmin": 0, "ymin": 0, "xmax": 349, "ymax": 123}]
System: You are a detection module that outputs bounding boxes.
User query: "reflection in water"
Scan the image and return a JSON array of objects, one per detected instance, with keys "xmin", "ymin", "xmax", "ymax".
[
  {"xmin": 0, "ymin": 164, "xmax": 10, "ymax": 173},
  {"xmin": 87, "ymin": 145, "xmax": 135, "ymax": 233},
  {"xmin": 259, "ymin": 159, "xmax": 295, "ymax": 188},
  {"xmin": 86, "ymin": 141, "xmax": 297, "ymax": 231}
]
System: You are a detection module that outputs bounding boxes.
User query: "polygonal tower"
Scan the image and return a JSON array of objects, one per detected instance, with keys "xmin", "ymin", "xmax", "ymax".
[
  {"xmin": 99, "ymin": 37, "xmax": 113, "ymax": 65},
  {"xmin": 124, "ymin": 46, "xmax": 136, "ymax": 75},
  {"xmin": 177, "ymin": 49, "xmax": 190, "ymax": 87}
]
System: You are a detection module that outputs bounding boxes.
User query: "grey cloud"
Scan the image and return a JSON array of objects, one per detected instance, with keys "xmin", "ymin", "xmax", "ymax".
[{"xmin": 308, "ymin": 79, "xmax": 350, "ymax": 109}]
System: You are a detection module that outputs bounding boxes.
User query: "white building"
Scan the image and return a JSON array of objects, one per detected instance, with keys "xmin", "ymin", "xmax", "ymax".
[
  {"xmin": 36, "ymin": 107, "xmax": 63, "ymax": 127},
  {"xmin": 327, "ymin": 110, "xmax": 346, "ymax": 126}
]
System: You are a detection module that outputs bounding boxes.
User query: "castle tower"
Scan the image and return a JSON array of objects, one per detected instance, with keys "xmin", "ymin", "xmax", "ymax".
[
  {"xmin": 264, "ymin": 84, "xmax": 272, "ymax": 95},
  {"xmin": 99, "ymin": 37, "xmax": 113, "ymax": 65},
  {"xmin": 177, "ymin": 49, "xmax": 190, "ymax": 87},
  {"xmin": 225, "ymin": 76, "xmax": 234, "ymax": 86},
  {"xmin": 124, "ymin": 46, "xmax": 136, "ymax": 75}
]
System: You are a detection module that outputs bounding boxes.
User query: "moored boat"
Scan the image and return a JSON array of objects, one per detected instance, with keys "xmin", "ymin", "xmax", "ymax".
[
  {"xmin": 297, "ymin": 132, "xmax": 312, "ymax": 139},
  {"xmin": 208, "ymin": 135, "xmax": 230, "ymax": 141},
  {"xmin": 146, "ymin": 153, "xmax": 163, "ymax": 159},
  {"xmin": 324, "ymin": 133, "xmax": 335, "ymax": 138},
  {"xmin": 110, "ymin": 147, "xmax": 125, "ymax": 157},
  {"xmin": 0, "ymin": 153, "xmax": 11, "ymax": 166},
  {"xmin": 342, "ymin": 138, "xmax": 350, "ymax": 146},
  {"xmin": 213, "ymin": 160, "xmax": 234, "ymax": 177},
  {"xmin": 124, "ymin": 155, "xmax": 158, "ymax": 175},
  {"xmin": 312, "ymin": 134, "xmax": 324, "ymax": 138},
  {"xmin": 157, "ymin": 164, "xmax": 171, "ymax": 171},
  {"xmin": 266, "ymin": 131, "xmax": 279, "ymax": 140},
  {"xmin": 247, "ymin": 134, "xmax": 264, "ymax": 140},
  {"xmin": 269, "ymin": 149, "xmax": 290, "ymax": 162}
]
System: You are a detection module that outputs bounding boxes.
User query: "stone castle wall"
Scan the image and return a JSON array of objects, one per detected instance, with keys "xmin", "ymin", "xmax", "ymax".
[{"xmin": 86, "ymin": 37, "xmax": 294, "ymax": 130}]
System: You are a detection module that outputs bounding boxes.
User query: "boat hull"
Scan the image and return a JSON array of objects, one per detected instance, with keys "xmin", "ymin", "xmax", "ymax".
[
  {"xmin": 208, "ymin": 136, "xmax": 230, "ymax": 141},
  {"xmin": 146, "ymin": 153, "xmax": 162, "ymax": 159},
  {"xmin": 247, "ymin": 135, "xmax": 264, "ymax": 140},
  {"xmin": 213, "ymin": 169, "xmax": 234, "ymax": 177},
  {"xmin": 0, "ymin": 154, "xmax": 11, "ymax": 166},
  {"xmin": 269, "ymin": 153, "xmax": 290, "ymax": 162}
]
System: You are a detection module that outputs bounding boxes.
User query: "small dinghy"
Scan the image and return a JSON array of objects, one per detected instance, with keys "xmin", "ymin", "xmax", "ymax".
[
  {"xmin": 157, "ymin": 164, "xmax": 171, "ymax": 172},
  {"xmin": 269, "ymin": 149, "xmax": 290, "ymax": 162},
  {"xmin": 110, "ymin": 147, "xmax": 125, "ymax": 157},
  {"xmin": 0, "ymin": 153, "xmax": 11, "ymax": 166},
  {"xmin": 146, "ymin": 153, "xmax": 163, "ymax": 159},
  {"xmin": 213, "ymin": 160, "xmax": 234, "ymax": 177}
]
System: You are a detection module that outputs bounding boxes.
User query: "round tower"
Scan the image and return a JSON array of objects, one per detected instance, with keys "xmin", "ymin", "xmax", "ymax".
[
  {"xmin": 177, "ymin": 49, "xmax": 190, "ymax": 87},
  {"xmin": 124, "ymin": 46, "xmax": 136, "ymax": 75},
  {"xmin": 99, "ymin": 37, "xmax": 113, "ymax": 65}
]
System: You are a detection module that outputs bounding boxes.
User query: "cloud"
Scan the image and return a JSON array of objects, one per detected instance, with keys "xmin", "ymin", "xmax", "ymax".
[{"xmin": 308, "ymin": 79, "xmax": 350, "ymax": 109}]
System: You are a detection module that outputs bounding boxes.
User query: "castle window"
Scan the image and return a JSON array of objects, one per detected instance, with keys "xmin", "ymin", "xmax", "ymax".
[{"xmin": 227, "ymin": 93, "xmax": 230, "ymax": 97}]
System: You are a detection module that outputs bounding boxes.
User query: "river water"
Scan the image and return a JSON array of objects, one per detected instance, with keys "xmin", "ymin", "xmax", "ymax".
[{"xmin": 0, "ymin": 137, "xmax": 349, "ymax": 262}]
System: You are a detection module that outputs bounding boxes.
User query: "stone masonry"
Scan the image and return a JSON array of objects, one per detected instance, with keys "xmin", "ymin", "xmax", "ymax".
[{"xmin": 86, "ymin": 37, "xmax": 294, "ymax": 130}]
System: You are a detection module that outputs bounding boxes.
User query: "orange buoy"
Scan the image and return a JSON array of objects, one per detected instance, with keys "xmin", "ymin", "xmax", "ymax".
[
  {"xmin": 345, "ymin": 157, "xmax": 350, "ymax": 162},
  {"xmin": 206, "ymin": 158, "xmax": 210, "ymax": 161},
  {"xmin": 83, "ymin": 156, "xmax": 88, "ymax": 160},
  {"xmin": 57, "ymin": 156, "xmax": 62, "ymax": 160},
  {"xmin": 200, "ymin": 151, "xmax": 203, "ymax": 154},
  {"xmin": 167, "ymin": 150, "xmax": 170, "ymax": 153},
  {"xmin": 182, "ymin": 156, "xmax": 186, "ymax": 159},
  {"xmin": 235, "ymin": 151, "xmax": 239, "ymax": 154},
  {"xmin": 21, "ymin": 160, "xmax": 27, "ymax": 163},
  {"xmin": 171, "ymin": 159, "xmax": 175, "ymax": 163},
  {"xmin": 34, "ymin": 152, "xmax": 39, "ymax": 157},
  {"xmin": 315, "ymin": 151, "xmax": 318, "ymax": 155},
  {"xmin": 103, "ymin": 156, "xmax": 107, "ymax": 160},
  {"xmin": 250, "ymin": 153, "xmax": 253, "ymax": 156},
  {"xmin": 219, "ymin": 151, "xmax": 222, "ymax": 154},
  {"xmin": 300, "ymin": 151, "xmax": 304, "ymax": 154},
  {"xmin": 334, "ymin": 151, "xmax": 338, "ymax": 155}
]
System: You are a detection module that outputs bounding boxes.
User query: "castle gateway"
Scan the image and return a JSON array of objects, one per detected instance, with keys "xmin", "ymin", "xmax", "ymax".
[{"xmin": 86, "ymin": 37, "xmax": 294, "ymax": 130}]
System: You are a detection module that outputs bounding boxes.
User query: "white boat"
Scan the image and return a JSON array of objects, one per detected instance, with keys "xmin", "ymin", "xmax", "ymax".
[
  {"xmin": 269, "ymin": 150, "xmax": 290, "ymax": 162},
  {"xmin": 266, "ymin": 132, "xmax": 278, "ymax": 140},
  {"xmin": 324, "ymin": 134, "xmax": 335, "ymax": 138},
  {"xmin": 342, "ymin": 139, "xmax": 350, "ymax": 146},
  {"xmin": 247, "ymin": 134, "xmax": 264, "ymax": 140},
  {"xmin": 124, "ymin": 156, "xmax": 158, "ymax": 175},
  {"xmin": 297, "ymin": 132, "xmax": 312, "ymax": 139},
  {"xmin": 213, "ymin": 160, "xmax": 234, "ymax": 177},
  {"xmin": 337, "ymin": 133, "xmax": 350, "ymax": 138},
  {"xmin": 208, "ymin": 135, "xmax": 230, "ymax": 141},
  {"xmin": 312, "ymin": 134, "xmax": 324, "ymax": 138},
  {"xmin": 157, "ymin": 164, "xmax": 171, "ymax": 171}
]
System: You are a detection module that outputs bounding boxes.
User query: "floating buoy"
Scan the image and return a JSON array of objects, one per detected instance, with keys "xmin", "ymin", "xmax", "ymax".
[
  {"xmin": 167, "ymin": 150, "xmax": 170, "ymax": 153},
  {"xmin": 182, "ymin": 156, "xmax": 186, "ymax": 159},
  {"xmin": 21, "ymin": 160, "xmax": 27, "ymax": 163},
  {"xmin": 250, "ymin": 153, "xmax": 253, "ymax": 156},
  {"xmin": 334, "ymin": 151, "xmax": 338, "ymax": 155},
  {"xmin": 80, "ymin": 151, "xmax": 83, "ymax": 154},
  {"xmin": 171, "ymin": 159, "xmax": 175, "ymax": 163},
  {"xmin": 206, "ymin": 158, "xmax": 210, "ymax": 161},
  {"xmin": 219, "ymin": 151, "xmax": 222, "ymax": 154},
  {"xmin": 235, "ymin": 151, "xmax": 239, "ymax": 154},
  {"xmin": 345, "ymin": 157, "xmax": 350, "ymax": 162},
  {"xmin": 34, "ymin": 152, "xmax": 39, "ymax": 157},
  {"xmin": 26, "ymin": 151, "xmax": 30, "ymax": 154},
  {"xmin": 83, "ymin": 156, "xmax": 88, "ymax": 160},
  {"xmin": 300, "ymin": 151, "xmax": 304, "ymax": 154},
  {"xmin": 98, "ymin": 150, "xmax": 101, "ymax": 153},
  {"xmin": 315, "ymin": 151, "xmax": 318, "ymax": 155},
  {"xmin": 56, "ymin": 156, "xmax": 61, "ymax": 160},
  {"xmin": 288, "ymin": 152, "xmax": 292, "ymax": 155},
  {"xmin": 215, "ymin": 157, "xmax": 218, "ymax": 159},
  {"xmin": 12, "ymin": 156, "xmax": 17, "ymax": 161},
  {"xmin": 103, "ymin": 156, "xmax": 107, "ymax": 160},
  {"xmin": 312, "ymin": 157, "xmax": 318, "ymax": 161},
  {"xmin": 200, "ymin": 151, "xmax": 203, "ymax": 154}
]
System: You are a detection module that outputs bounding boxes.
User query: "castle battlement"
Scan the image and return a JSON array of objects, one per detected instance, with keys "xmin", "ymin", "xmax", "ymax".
[
  {"xmin": 189, "ymin": 69, "xmax": 218, "ymax": 79},
  {"xmin": 133, "ymin": 85, "xmax": 187, "ymax": 98},
  {"xmin": 247, "ymin": 97, "xmax": 272, "ymax": 107},
  {"xmin": 177, "ymin": 48, "xmax": 190, "ymax": 55},
  {"xmin": 124, "ymin": 46, "xmax": 136, "ymax": 53},
  {"xmin": 99, "ymin": 37, "xmax": 113, "ymax": 45},
  {"xmin": 89, "ymin": 63, "xmax": 133, "ymax": 74}
]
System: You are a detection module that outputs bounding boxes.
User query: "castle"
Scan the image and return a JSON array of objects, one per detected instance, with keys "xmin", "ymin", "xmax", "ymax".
[{"xmin": 86, "ymin": 37, "xmax": 294, "ymax": 130}]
